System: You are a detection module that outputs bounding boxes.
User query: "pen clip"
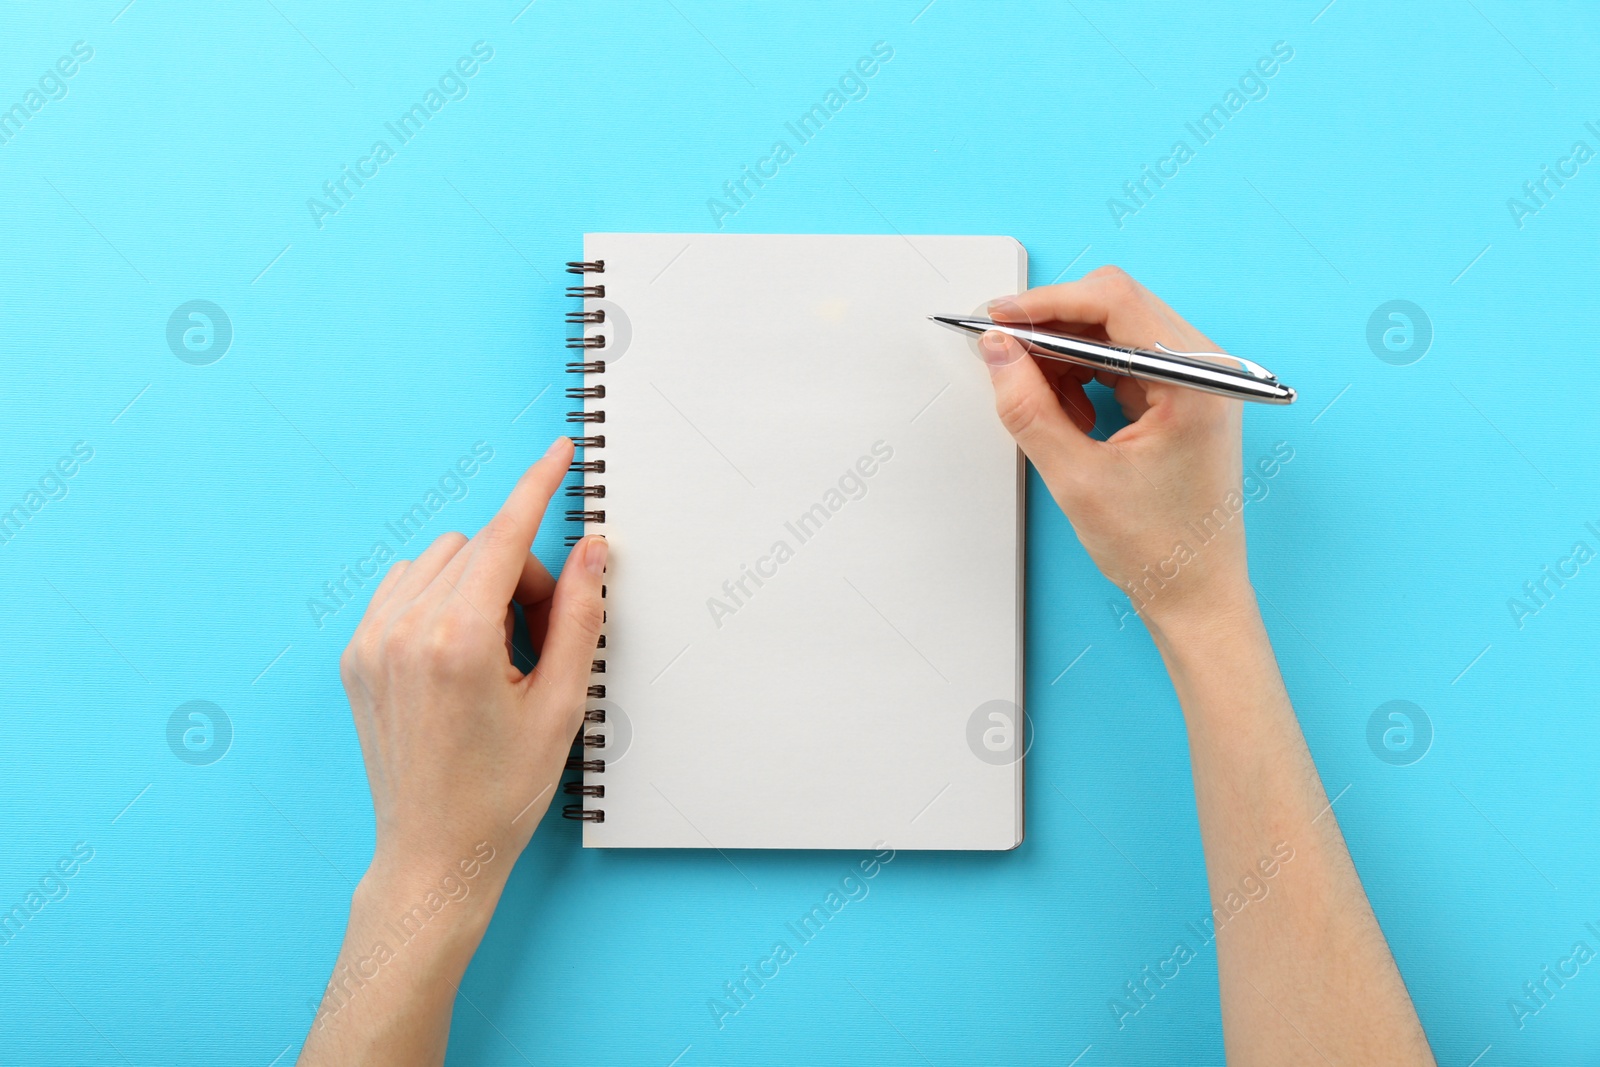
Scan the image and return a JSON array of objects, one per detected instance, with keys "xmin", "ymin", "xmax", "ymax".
[{"xmin": 1153, "ymin": 342, "xmax": 1279, "ymax": 382}]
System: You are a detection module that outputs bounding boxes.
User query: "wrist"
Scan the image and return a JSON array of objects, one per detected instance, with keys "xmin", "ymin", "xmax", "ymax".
[
  {"xmin": 351, "ymin": 845, "xmax": 509, "ymax": 974},
  {"xmin": 304, "ymin": 865, "xmax": 500, "ymax": 1051},
  {"xmin": 1144, "ymin": 590, "xmax": 1286, "ymax": 728},
  {"xmin": 1138, "ymin": 580, "xmax": 1261, "ymax": 649},
  {"xmin": 1142, "ymin": 583, "xmax": 1269, "ymax": 692}
]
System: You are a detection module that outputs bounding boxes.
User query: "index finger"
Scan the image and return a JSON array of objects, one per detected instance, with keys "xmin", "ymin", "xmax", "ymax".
[
  {"xmin": 456, "ymin": 436, "xmax": 576, "ymax": 608},
  {"xmin": 990, "ymin": 267, "xmax": 1168, "ymax": 345}
]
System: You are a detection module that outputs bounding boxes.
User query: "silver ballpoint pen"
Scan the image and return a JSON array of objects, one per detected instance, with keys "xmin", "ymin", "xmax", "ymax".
[{"xmin": 929, "ymin": 315, "xmax": 1297, "ymax": 405}]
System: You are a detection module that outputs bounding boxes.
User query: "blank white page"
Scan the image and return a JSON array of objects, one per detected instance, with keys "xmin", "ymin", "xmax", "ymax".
[{"xmin": 576, "ymin": 233, "xmax": 1025, "ymax": 849}]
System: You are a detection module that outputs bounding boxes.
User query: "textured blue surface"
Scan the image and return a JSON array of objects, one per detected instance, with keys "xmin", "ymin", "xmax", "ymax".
[{"xmin": 3, "ymin": 2, "xmax": 1597, "ymax": 1064}]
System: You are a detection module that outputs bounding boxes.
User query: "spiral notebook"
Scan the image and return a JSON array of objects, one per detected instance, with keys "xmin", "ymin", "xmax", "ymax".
[{"xmin": 561, "ymin": 233, "xmax": 1026, "ymax": 850}]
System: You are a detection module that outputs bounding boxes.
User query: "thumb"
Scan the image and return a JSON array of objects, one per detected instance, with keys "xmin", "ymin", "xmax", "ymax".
[
  {"xmin": 980, "ymin": 330, "xmax": 1096, "ymax": 477},
  {"xmin": 529, "ymin": 535, "xmax": 607, "ymax": 712}
]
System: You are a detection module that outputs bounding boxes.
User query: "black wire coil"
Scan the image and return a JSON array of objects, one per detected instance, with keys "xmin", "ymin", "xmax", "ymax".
[{"xmin": 564, "ymin": 257, "xmax": 607, "ymax": 825}]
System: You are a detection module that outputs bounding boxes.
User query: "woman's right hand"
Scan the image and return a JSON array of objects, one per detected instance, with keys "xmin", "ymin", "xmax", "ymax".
[{"xmin": 982, "ymin": 266, "xmax": 1258, "ymax": 635}]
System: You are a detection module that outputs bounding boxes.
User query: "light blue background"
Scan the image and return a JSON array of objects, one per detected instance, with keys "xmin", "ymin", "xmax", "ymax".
[{"xmin": 3, "ymin": 1, "xmax": 1597, "ymax": 1064}]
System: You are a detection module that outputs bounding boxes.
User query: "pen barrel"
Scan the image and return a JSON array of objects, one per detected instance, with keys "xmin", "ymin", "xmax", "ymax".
[
  {"xmin": 1131, "ymin": 352, "xmax": 1295, "ymax": 404},
  {"xmin": 1018, "ymin": 334, "xmax": 1132, "ymax": 377},
  {"xmin": 928, "ymin": 318, "xmax": 1295, "ymax": 405},
  {"xmin": 1018, "ymin": 334, "xmax": 1294, "ymax": 405}
]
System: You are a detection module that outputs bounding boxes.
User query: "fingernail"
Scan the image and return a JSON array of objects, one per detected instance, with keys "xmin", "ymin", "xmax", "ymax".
[
  {"xmin": 546, "ymin": 436, "xmax": 570, "ymax": 457},
  {"xmin": 584, "ymin": 536, "xmax": 608, "ymax": 575},
  {"xmin": 979, "ymin": 330, "xmax": 1014, "ymax": 367}
]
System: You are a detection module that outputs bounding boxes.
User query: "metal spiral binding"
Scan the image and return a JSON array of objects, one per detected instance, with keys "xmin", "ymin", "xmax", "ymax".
[{"xmin": 563, "ymin": 258, "xmax": 607, "ymax": 825}]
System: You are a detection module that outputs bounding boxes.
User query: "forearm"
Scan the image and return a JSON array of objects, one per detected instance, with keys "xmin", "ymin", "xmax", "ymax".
[
  {"xmin": 1150, "ymin": 595, "xmax": 1434, "ymax": 1066},
  {"xmin": 298, "ymin": 858, "xmax": 503, "ymax": 1066}
]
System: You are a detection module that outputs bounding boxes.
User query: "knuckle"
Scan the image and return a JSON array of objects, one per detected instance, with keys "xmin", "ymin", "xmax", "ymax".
[
  {"xmin": 570, "ymin": 596, "xmax": 605, "ymax": 637},
  {"xmin": 358, "ymin": 624, "xmax": 385, "ymax": 662},
  {"xmin": 420, "ymin": 617, "xmax": 469, "ymax": 668},
  {"xmin": 478, "ymin": 516, "xmax": 525, "ymax": 555},
  {"xmin": 379, "ymin": 613, "xmax": 420, "ymax": 658},
  {"xmin": 1097, "ymin": 265, "xmax": 1141, "ymax": 301},
  {"xmin": 994, "ymin": 387, "xmax": 1042, "ymax": 439}
]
